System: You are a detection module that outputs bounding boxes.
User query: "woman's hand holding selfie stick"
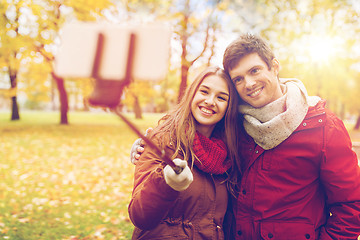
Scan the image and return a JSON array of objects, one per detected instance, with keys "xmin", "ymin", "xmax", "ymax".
[{"xmin": 164, "ymin": 158, "xmax": 193, "ymax": 191}]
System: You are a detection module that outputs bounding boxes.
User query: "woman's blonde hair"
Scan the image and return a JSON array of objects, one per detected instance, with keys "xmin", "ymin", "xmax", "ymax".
[{"xmin": 150, "ymin": 66, "xmax": 241, "ymax": 196}]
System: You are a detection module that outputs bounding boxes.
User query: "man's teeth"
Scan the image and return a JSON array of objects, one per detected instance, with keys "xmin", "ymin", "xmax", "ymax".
[{"xmin": 250, "ymin": 88, "xmax": 261, "ymax": 97}]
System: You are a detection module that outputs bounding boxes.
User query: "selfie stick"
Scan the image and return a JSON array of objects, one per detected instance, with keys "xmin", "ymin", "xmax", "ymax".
[{"xmin": 88, "ymin": 32, "xmax": 182, "ymax": 174}]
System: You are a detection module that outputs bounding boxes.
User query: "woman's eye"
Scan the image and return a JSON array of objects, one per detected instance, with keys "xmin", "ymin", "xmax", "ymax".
[
  {"xmin": 200, "ymin": 90, "xmax": 208, "ymax": 94},
  {"xmin": 218, "ymin": 96, "xmax": 228, "ymax": 101}
]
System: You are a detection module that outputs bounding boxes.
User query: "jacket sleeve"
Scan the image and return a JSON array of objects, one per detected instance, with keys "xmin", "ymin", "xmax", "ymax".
[
  {"xmin": 128, "ymin": 136, "xmax": 180, "ymax": 230},
  {"xmin": 319, "ymin": 114, "xmax": 360, "ymax": 239}
]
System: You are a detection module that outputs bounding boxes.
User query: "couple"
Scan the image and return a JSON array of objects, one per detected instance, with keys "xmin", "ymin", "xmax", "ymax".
[{"xmin": 128, "ymin": 34, "xmax": 360, "ymax": 239}]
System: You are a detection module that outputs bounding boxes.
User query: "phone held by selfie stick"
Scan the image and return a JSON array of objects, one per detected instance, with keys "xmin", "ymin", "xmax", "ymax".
[{"xmin": 54, "ymin": 23, "xmax": 182, "ymax": 174}]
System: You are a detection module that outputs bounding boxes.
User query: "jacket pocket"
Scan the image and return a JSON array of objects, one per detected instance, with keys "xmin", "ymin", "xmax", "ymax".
[
  {"xmin": 260, "ymin": 221, "xmax": 316, "ymax": 240},
  {"xmin": 132, "ymin": 222, "xmax": 190, "ymax": 240}
]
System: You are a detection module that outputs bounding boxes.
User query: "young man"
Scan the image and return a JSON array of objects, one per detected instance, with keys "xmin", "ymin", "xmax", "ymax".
[
  {"xmin": 130, "ymin": 34, "xmax": 360, "ymax": 239},
  {"xmin": 223, "ymin": 33, "xmax": 360, "ymax": 240}
]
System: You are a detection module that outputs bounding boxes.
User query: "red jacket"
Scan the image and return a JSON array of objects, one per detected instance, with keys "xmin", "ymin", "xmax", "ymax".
[
  {"xmin": 128, "ymin": 133, "xmax": 230, "ymax": 239},
  {"xmin": 235, "ymin": 100, "xmax": 360, "ymax": 240}
]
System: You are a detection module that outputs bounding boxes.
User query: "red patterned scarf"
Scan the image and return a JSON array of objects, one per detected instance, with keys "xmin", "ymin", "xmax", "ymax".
[{"xmin": 192, "ymin": 131, "xmax": 230, "ymax": 175}]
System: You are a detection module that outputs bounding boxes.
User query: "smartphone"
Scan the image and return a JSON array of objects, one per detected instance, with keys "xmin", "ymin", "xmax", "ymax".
[{"xmin": 54, "ymin": 22, "xmax": 171, "ymax": 81}]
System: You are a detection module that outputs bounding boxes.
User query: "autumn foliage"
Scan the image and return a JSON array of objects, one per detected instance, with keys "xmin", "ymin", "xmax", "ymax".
[{"xmin": 0, "ymin": 111, "xmax": 161, "ymax": 239}]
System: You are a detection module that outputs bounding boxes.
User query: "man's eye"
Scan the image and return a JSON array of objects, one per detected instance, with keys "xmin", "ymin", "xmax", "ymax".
[
  {"xmin": 251, "ymin": 68, "xmax": 260, "ymax": 74},
  {"xmin": 233, "ymin": 78, "xmax": 242, "ymax": 83}
]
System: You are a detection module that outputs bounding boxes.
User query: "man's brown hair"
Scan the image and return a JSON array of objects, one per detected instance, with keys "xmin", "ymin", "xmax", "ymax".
[{"xmin": 223, "ymin": 33, "xmax": 275, "ymax": 73}]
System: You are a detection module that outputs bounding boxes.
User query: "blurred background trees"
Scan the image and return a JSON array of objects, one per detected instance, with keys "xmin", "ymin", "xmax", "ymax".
[{"xmin": 1, "ymin": 0, "xmax": 360, "ymax": 128}]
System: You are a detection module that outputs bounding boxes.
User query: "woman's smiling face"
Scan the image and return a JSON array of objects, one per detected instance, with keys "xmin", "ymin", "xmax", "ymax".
[{"xmin": 191, "ymin": 75, "xmax": 229, "ymax": 137}]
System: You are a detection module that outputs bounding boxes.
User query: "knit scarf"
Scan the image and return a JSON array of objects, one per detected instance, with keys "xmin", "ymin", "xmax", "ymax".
[
  {"xmin": 239, "ymin": 78, "xmax": 321, "ymax": 150},
  {"xmin": 192, "ymin": 131, "xmax": 230, "ymax": 175}
]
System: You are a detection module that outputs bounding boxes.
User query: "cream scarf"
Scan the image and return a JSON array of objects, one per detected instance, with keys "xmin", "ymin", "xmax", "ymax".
[{"xmin": 239, "ymin": 78, "xmax": 321, "ymax": 150}]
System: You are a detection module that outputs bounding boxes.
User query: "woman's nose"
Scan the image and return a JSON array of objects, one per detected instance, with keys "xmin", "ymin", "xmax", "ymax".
[{"xmin": 204, "ymin": 96, "xmax": 215, "ymax": 106}]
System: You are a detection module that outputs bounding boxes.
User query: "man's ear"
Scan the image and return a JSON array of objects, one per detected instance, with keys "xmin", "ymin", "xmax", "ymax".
[{"xmin": 271, "ymin": 58, "xmax": 280, "ymax": 76}]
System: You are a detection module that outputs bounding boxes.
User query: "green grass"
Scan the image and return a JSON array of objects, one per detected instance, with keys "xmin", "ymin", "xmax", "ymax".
[
  {"xmin": 0, "ymin": 110, "xmax": 162, "ymax": 240},
  {"xmin": 1, "ymin": 110, "xmax": 359, "ymax": 239}
]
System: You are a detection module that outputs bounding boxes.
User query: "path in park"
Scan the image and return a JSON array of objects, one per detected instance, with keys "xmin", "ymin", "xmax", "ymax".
[
  {"xmin": 353, "ymin": 143, "xmax": 360, "ymax": 163},
  {"xmin": 350, "ymin": 131, "xmax": 360, "ymax": 163}
]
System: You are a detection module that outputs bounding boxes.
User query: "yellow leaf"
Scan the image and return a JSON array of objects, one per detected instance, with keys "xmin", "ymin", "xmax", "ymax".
[{"xmin": 18, "ymin": 218, "xmax": 30, "ymax": 223}]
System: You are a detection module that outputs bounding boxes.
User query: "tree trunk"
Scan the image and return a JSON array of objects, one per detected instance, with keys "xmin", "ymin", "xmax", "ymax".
[
  {"xmin": 178, "ymin": 7, "xmax": 190, "ymax": 103},
  {"xmin": 10, "ymin": 72, "xmax": 20, "ymax": 121},
  {"xmin": 133, "ymin": 96, "xmax": 142, "ymax": 119},
  {"xmin": 11, "ymin": 96, "xmax": 20, "ymax": 121},
  {"xmin": 178, "ymin": 64, "xmax": 190, "ymax": 102},
  {"xmin": 52, "ymin": 72, "xmax": 69, "ymax": 125},
  {"xmin": 83, "ymin": 98, "xmax": 90, "ymax": 111},
  {"xmin": 355, "ymin": 113, "xmax": 360, "ymax": 130},
  {"xmin": 339, "ymin": 102, "xmax": 345, "ymax": 120}
]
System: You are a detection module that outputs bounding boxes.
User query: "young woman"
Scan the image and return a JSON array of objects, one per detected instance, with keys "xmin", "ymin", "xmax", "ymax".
[{"xmin": 128, "ymin": 66, "xmax": 241, "ymax": 239}]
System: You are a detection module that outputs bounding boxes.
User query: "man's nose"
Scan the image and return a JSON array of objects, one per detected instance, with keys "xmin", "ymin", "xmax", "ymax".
[{"xmin": 244, "ymin": 76, "xmax": 256, "ymax": 89}]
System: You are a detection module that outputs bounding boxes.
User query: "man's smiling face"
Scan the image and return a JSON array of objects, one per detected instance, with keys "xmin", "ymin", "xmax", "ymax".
[{"xmin": 229, "ymin": 53, "xmax": 283, "ymax": 108}]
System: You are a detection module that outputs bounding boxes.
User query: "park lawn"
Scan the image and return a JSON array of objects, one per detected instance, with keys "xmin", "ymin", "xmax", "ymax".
[
  {"xmin": 0, "ymin": 111, "xmax": 162, "ymax": 240},
  {"xmin": 1, "ymin": 110, "xmax": 359, "ymax": 240}
]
